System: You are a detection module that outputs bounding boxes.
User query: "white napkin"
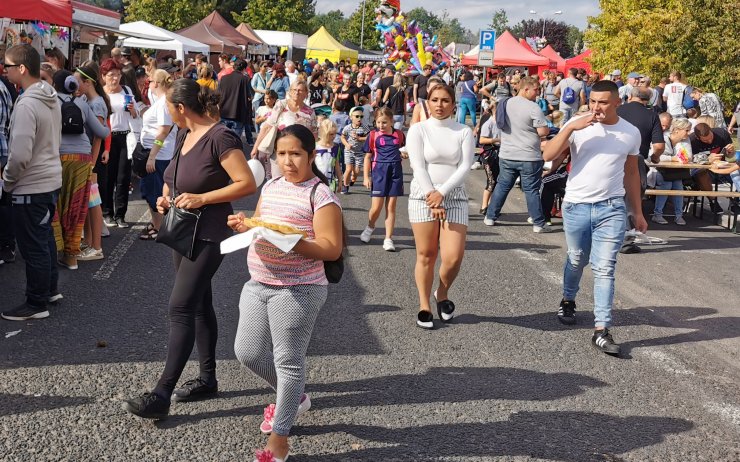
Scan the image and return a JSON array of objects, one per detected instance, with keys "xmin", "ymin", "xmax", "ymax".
[{"xmin": 220, "ymin": 227, "xmax": 304, "ymax": 255}]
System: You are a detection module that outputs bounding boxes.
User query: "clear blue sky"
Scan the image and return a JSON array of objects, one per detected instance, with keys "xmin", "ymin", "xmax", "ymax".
[{"xmin": 315, "ymin": 1, "xmax": 600, "ymax": 36}]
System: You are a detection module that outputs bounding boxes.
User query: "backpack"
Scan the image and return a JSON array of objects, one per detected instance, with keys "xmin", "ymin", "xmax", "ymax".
[
  {"xmin": 562, "ymin": 86, "xmax": 577, "ymax": 105},
  {"xmin": 682, "ymin": 85, "xmax": 696, "ymax": 109},
  {"xmin": 59, "ymin": 95, "xmax": 84, "ymax": 135}
]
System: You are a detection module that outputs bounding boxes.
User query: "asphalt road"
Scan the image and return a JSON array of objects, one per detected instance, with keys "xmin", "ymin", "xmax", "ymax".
[{"xmin": 1, "ymin": 163, "xmax": 739, "ymax": 461}]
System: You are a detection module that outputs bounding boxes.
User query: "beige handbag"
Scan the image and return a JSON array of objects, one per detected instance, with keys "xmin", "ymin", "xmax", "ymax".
[{"xmin": 257, "ymin": 102, "xmax": 286, "ymax": 154}]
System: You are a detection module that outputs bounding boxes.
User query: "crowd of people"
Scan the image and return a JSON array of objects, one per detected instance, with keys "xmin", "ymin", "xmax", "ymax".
[{"xmin": 0, "ymin": 40, "xmax": 739, "ymax": 462}]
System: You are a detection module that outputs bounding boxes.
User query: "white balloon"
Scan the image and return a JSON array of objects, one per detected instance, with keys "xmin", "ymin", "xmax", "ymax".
[{"xmin": 247, "ymin": 158, "xmax": 266, "ymax": 187}]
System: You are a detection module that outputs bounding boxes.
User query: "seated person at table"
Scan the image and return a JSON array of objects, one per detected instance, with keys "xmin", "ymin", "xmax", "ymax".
[
  {"xmin": 690, "ymin": 123, "xmax": 740, "ymax": 214},
  {"xmin": 650, "ymin": 118, "xmax": 693, "ymax": 225}
]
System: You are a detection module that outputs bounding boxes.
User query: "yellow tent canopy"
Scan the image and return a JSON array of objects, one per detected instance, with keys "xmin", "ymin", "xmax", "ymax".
[{"xmin": 306, "ymin": 26, "xmax": 358, "ymax": 64}]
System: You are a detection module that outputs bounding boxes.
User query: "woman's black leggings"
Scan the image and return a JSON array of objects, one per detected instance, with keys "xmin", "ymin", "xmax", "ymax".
[
  {"xmin": 99, "ymin": 133, "xmax": 131, "ymax": 220},
  {"xmin": 154, "ymin": 240, "xmax": 224, "ymax": 398}
]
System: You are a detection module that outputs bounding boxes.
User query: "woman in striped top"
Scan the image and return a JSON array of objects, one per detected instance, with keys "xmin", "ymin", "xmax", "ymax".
[
  {"xmin": 229, "ymin": 124, "xmax": 343, "ymax": 462},
  {"xmin": 407, "ymin": 84, "xmax": 475, "ymax": 330}
]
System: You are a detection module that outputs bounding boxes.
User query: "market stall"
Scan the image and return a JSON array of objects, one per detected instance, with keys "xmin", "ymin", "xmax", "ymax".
[
  {"xmin": 306, "ymin": 27, "xmax": 357, "ymax": 64},
  {"xmin": 460, "ymin": 31, "xmax": 551, "ymax": 74},
  {"xmin": 254, "ymin": 29, "xmax": 308, "ymax": 62},
  {"xmin": 236, "ymin": 22, "xmax": 271, "ymax": 57},
  {"xmin": 538, "ymin": 44, "xmax": 566, "ymax": 73},
  {"xmin": 178, "ymin": 12, "xmax": 243, "ymax": 55},
  {"xmin": 566, "ymin": 49, "xmax": 593, "ymax": 74},
  {"xmin": 1, "ymin": 0, "xmax": 73, "ymax": 62},
  {"xmin": 342, "ymin": 40, "xmax": 382, "ymax": 62},
  {"xmin": 121, "ymin": 21, "xmax": 210, "ymax": 61}
]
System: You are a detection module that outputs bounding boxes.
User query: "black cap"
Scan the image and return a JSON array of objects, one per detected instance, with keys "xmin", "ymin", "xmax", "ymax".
[
  {"xmin": 385, "ymin": 64, "xmax": 396, "ymax": 71},
  {"xmin": 121, "ymin": 47, "xmax": 132, "ymax": 56}
]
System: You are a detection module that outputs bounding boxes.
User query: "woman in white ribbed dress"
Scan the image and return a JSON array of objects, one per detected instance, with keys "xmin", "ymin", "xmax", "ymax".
[{"xmin": 406, "ymin": 84, "xmax": 475, "ymax": 329}]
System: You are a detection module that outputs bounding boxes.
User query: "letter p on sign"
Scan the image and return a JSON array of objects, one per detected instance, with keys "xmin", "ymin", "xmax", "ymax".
[{"xmin": 479, "ymin": 30, "xmax": 496, "ymax": 51}]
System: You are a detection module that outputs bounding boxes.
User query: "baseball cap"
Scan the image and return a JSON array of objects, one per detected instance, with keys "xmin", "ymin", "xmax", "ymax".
[
  {"xmin": 385, "ymin": 64, "xmax": 396, "ymax": 71},
  {"xmin": 627, "ymin": 71, "xmax": 642, "ymax": 79},
  {"xmin": 350, "ymin": 106, "xmax": 364, "ymax": 115},
  {"xmin": 611, "ymin": 69, "xmax": 621, "ymax": 76}
]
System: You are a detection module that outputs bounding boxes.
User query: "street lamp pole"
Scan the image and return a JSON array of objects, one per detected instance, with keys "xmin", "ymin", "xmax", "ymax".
[
  {"xmin": 529, "ymin": 10, "xmax": 562, "ymax": 48},
  {"xmin": 360, "ymin": 0, "xmax": 366, "ymax": 50}
]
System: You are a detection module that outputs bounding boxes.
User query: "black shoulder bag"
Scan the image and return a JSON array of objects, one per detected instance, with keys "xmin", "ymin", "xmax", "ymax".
[
  {"xmin": 156, "ymin": 140, "xmax": 202, "ymax": 260},
  {"xmin": 310, "ymin": 182, "xmax": 344, "ymax": 283}
]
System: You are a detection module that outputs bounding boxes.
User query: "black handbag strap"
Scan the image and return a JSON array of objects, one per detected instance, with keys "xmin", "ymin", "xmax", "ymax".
[{"xmin": 170, "ymin": 135, "xmax": 184, "ymax": 199}]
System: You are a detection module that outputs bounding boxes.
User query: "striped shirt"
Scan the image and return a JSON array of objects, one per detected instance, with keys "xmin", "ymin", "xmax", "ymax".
[{"xmin": 248, "ymin": 176, "xmax": 340, "ymax": 286}]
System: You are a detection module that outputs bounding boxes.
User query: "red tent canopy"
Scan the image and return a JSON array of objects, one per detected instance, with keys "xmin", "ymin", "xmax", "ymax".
[
  {"xmin": 199, "ymin": 11, "xmax": 258, "ymax": 46},
  {"xmin": 0, "ymin": 0, "xmax": 72, "ymax": 27},
  {"xmin": 539, "ymin": 45, "xmax": 566, "ymax": 73},
  {"xmin": 519, "ymin": 38, "xmax": 535, "ymax": 53},
  {"xmin": 566, "ymin": 49, "xmax": 593, "ymax": 74},
  {"xmin": 461, "ymin": 31, "xmax": 550, "ymax": 67}
]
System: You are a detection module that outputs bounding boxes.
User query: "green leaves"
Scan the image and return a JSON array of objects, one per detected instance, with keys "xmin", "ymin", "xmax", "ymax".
[
  {"xmin": 339, "ymin": 1, "xmax": 380, "ymax": 50},
  {"xmin": 123, "ymin": 0, "xmax": 215, "ymax": 30},
  {"xmin": 586, "ymin": 0, "xmax": 740, "ymax": 111},
  {"xmin": 231, "ymin": 0, "xmax": 316, "ymax": 35}
]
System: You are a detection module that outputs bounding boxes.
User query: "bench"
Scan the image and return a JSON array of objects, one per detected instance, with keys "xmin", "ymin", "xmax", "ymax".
[{"xmin": 644, "ymin": 189, "xmax": 740, "ymax": 232}]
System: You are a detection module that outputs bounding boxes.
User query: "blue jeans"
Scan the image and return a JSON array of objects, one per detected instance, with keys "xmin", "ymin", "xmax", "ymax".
[
  {"xmin": 457, "ymin": 97, "xmax": 477, "ymax": 126},
  {"xmin": 562, "ymin": 197, "xmax": 627, "ymax": 328},
  {"xmin": 11, "ymin": 191, "xmax": 60, "ymax": 308},
  {"xmin": 221, "ymin": 119, "xmax": 253, "ymax": 145},
  {"xmin": 653, "ymin": 171, "xmax": 683, "ymax": 217},
  {"xmin": 561, "ymin": 106, "xmax": 577, "ymax": 124},
  {"xmin": 486, "ymin": 159, "xmax": 546, "ymax": 226}
]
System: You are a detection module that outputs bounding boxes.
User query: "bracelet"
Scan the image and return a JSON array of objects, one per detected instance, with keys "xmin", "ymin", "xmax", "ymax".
[{"xmin": 153, "ymin": 139, "xmax": 164, "ymax": 147}]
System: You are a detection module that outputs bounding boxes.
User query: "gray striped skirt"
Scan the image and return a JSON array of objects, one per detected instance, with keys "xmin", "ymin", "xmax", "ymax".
[{"xmin": 408, "ymin": 179, "xmax": 469, "ymax": 225}]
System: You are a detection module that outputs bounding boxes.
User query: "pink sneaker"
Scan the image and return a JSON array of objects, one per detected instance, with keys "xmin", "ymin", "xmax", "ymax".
[{"xmin": 259, "ymin": 394, "xmax": 311, "ymax": 434}]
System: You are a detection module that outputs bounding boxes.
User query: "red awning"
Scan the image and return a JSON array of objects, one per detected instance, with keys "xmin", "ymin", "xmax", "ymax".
[
  {"xmin": 461, "ymin": 31, "xmax": 550, "ymax": 67},
  {"xmin": 538, "ymin": 45, "xmax": 566, "ymax": 73},
  {"xmin": 565, "ymin": 49, "xmax": 593, "ymax": 74},
  {"xmin": 0, "ymin": 0, "xmax": 73, "ymax": 27}
]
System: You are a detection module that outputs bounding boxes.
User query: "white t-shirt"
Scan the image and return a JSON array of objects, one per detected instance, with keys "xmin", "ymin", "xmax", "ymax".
[
  {"xmin": 108, "ymin": 86, "xmax": 135, "ymax": 132},
  {"xmin": 140, "ymin": 97, "xmax": 177, "ymax": 160},
  {"xmin": 664, "ymin": 82, "xmax": 686, "ymax": 116},
  {"xmin": 564, "ymin": 116, "xmax": 641, "ymax": 203}
]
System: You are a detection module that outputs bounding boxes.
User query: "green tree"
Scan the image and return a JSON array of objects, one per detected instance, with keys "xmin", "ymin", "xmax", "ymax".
[
  {"xmin": 215, "ymin": 0, "xmax": 247, "ymax": 25},
  {"xmin": 488, "ymin": 9, "xmax": 509, "ymax": 37},
  {"xmin": 231, "ymin": 0, "xmax": 316, "ymax": 35},
  {"xmin": 405, "ymin": 7, "xmax": 442, "ymax": 32},
  {"xmin": 436, "ymin": 11, "xmax": 474, "ymax": 45},
  {"xmin": 308, "ymin": 9, "xmax": 348, "ymax": 37},
  {"xmin": 124, "ymin": 0, "xmax": 214, "ymax": 30},
  {"xmin": 587, "ymin": 0, "xmax": 740, "ymax": 110},
  {"xmin": 566, "ymin": 26, "xmax": 584, "ymax": 56},
  {"xmin": 339, "ymin": 0, "xmax": 380, "ymax": 50}
]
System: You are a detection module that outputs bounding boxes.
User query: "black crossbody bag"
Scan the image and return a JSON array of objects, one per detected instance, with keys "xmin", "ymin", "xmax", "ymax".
[
  {"xmin": 310, "ymin": 182, "xmax": 344, "ymax": 283},
  {"xmin": 156, "ymin": 140, "xmax": 201, "ymax": 260}
]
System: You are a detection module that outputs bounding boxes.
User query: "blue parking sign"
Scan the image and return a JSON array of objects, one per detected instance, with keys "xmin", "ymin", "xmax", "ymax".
[{"xmin": 479, "ymin": 30, "xmax": 496, "ymax": 51}]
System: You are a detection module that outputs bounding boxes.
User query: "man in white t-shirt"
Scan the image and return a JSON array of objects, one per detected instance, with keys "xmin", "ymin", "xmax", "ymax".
[
  {"xmin": 285, "ymin": 60, "xmax": 299, "ymax": 85},
  {"xmin": 543, "ymin": 80, "xmax": 647, "ymax": 356},
  {"xmin": 663, "ymin": 71, "xmax": 687, "ymax": 117}
]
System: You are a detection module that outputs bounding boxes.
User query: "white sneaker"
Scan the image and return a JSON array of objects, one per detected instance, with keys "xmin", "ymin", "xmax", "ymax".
[
  {"xmin": 533, "ymin": 224, "xmax": 553, "ymax": 233},
  {"xmin": 652, "ymin": 214, "xmax": 668, "ymax": 225},
  {"xmin": 527, "ymin": 217, "xmax": 534, "ymax": 224},
  {"xmin": 101, "ymin": 225, "xmax": 110, "ymax": 237},
  {"xmin": 382, "ymin": 239, "xmax": 395, "ymax": 252},
  {"xmin": 77, "ymin": 246, "xmax": 104, "ymax": 261},
  {"xmin": 359, "ymin": 226, "xmax": 374, "ymax": 243},
  {"xmin": 470, "ymin": 161, "xmax": 481, "ymax": 170},
  {"xmin": 675, "ymin": 216, "xmax": 686, "ymax": 226},
  {"xmin": 483, "ymin": 218, "xmax": 495, "ymax": 226}
]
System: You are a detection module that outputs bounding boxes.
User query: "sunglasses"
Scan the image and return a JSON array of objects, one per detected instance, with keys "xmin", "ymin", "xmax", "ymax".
[
  {"xmin": 3, "ymin": 63, "xmax": 20, "ymax": 69},
  {"xmin": 352, "ymin": 115, "xmax": 363, "ymax": 118}
]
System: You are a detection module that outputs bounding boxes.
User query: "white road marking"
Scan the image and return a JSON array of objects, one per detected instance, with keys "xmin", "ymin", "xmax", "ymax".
[
  {"xmin": 92, "ymin": 211, "xmax": 149, "ymax": 281},
  {"xmin": 513, "ymin": 249, "xmax": 561, "ymax": 283},
  {"xmin": 639, "ymin": 349, "xmax": 695, "ymax": 376}
]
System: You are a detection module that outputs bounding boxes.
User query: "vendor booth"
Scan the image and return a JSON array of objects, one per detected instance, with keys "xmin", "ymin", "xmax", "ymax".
[
  {"xmin": 254, "ymin": 30, "xmax": 308, "ymax": 62},
  {"xmin": 1, "ymin": 0, "xmax": 73, "ymax": 62},
  {"xmin": 121, "ymin": 21, "xmax": 210, "ymax": 61},
  {"xmin": 342, "ymin": 40, "xmax": 382, "ymax": 62},
  {"xmin": 306, "ymin": 27, "xmax": 357, "ymax": 64},
  {"xmin": 178, "ymin": 12, "xmax": 245, "ymax": 55},
  {"xmin": 538, "ymin": 44, "xmax": 566, "ymax": 73},
  {"xmin": 236, "ymin": 23, "xmax": 270, "ymax": 57},
  {"xmin": 566, "ymin": 49, "xmax": 593, "ymax": 74},
  {"xmin": 460, "ymin": 31, "xmax": 551, "ymax": 75}
]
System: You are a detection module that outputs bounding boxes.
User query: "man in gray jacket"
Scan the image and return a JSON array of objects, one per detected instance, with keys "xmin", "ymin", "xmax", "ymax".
[{"xmin": 1, "ymin": 44, "xmax": 62, "ymax": 321}]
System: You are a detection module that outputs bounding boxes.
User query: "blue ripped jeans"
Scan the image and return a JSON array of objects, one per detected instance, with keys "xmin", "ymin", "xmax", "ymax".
[{"xmin": 562, "ymin": 197, "xmax": 627, "ymax": 328}]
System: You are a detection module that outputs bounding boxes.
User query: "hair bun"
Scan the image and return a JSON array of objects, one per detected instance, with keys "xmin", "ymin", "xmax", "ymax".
[{"xmin": 64, "ymin": 75, "xmax": 79, "ymax": 93}]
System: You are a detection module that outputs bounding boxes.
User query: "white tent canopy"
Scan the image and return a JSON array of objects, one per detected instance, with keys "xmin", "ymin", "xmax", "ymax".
[{"xmin": 121, "ymin": 21, "xmax": 210, "ymax": 61}]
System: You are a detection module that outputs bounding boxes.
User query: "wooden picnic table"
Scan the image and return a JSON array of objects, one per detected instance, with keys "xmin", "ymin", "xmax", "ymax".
[{"xmin": 647, "ymin": 161, "xmax": 737, "ymax": 173}]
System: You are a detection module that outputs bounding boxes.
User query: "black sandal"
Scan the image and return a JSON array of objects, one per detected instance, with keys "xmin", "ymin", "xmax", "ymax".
[
  {"xmin": 417, "ymin": 310, "xmax": 434, "ymax": 330},
  {"xmin": 139, "ymin": 223, "xmax": 158, "ymax": 240}
]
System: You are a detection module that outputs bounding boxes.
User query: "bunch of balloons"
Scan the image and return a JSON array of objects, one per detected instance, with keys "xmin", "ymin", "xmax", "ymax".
[{"xmin": 374, "ymin": 0, "xmax": 453, "ymax": 76}]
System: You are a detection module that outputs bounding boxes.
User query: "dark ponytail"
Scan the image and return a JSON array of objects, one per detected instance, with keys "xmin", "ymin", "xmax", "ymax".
[
  {"xmin": 77, "ymin": 64, "xmax": 111, "ymax": 116},
  {"xmin": 168, "ymin": 78, "xmax": 220, "ymax": 119}
]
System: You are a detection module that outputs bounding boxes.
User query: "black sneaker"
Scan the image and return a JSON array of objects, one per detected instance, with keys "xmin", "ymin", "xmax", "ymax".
[
  {"xmin": 591, "ymin": 329, "xmax": 620, "ymax": 356},
  {"xmin": 123, "ymin": 392, "xmax": 170, "ymax": 420},
  {"xmin": 710, "ymin": 201, "xmax": 724, "ymax": 214},
  {"xmin": 557, "ymin": 299, "xmax": 577, "ymax": 325},
  {"xmin": 619, "ymin": 243, "xmax": 641, "ymax": 254},
  {"xmin": 0, "ymin": 246, "xmax": 15, "ymax": 264},
  {"xmin": 172, "ymin": 378, "xmax": 218, "ymax": 403},
  {"xmin": 115, "ymin": 218, "xmax": 130, "ymax": 228},
  {"xmin": 416, "ymin": 310, "xmax": 434, "ymax": 330},
  {"xmin": 1, "ymin": 304, "xmax": 50, "ymax": 321}
]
